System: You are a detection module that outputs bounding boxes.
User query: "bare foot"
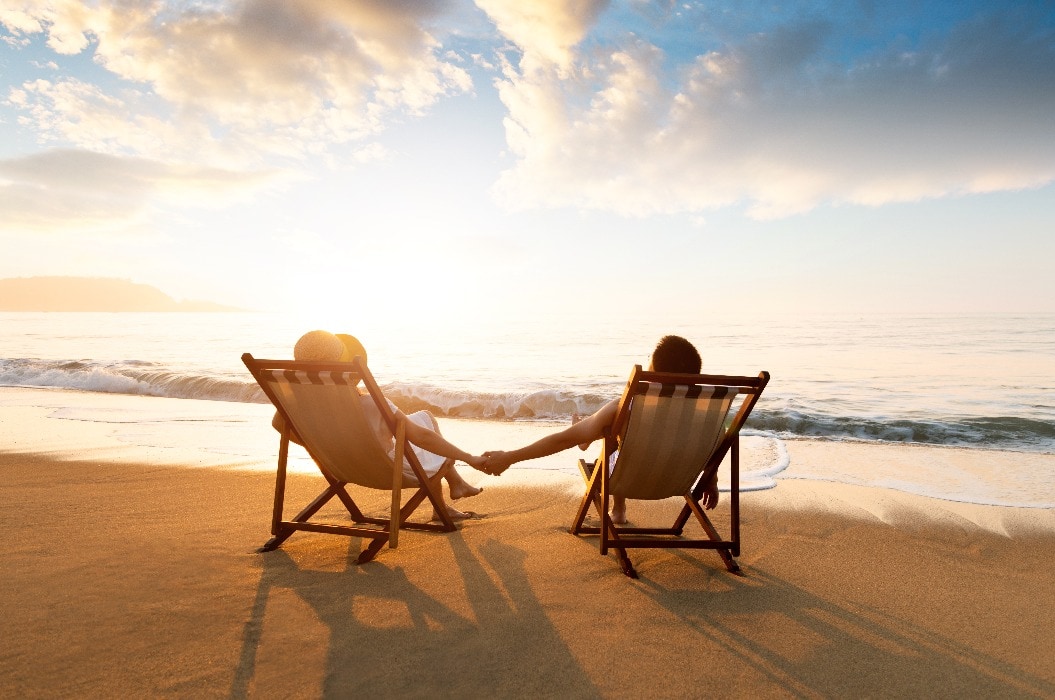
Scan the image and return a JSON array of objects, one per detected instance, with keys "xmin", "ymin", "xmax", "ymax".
[
  {"xmin": 432, "ymin": 505, "xmax": 476, "ymax": 522},
  {"xmin": 448, "ymin": 480, "xmax": 482, "ymax": 501},
  {"xmin": 611, "ymin": 497, "xmax": 627, "ymax": 524}
]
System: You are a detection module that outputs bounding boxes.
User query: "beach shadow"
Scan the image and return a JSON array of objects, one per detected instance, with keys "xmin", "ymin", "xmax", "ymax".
[
  {"xmin": 229, "ymin": 542, "xmax": 470, "ymax": 698},
  {"xmin": 638, "ymin": 567, "xmax": 1055, "ymax": 698},
  {"xmin": 447, "ymin": 534, "xmax": 602, "ymax": 698},
  {"xmin": 230, "ymin": 533, "xmax": 600, "ymax": 698}
]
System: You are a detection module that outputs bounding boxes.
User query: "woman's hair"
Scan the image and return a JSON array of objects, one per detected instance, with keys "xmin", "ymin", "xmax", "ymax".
[{"xmin": 651, "ymin": 335, "xmax": 702, "ymax": 374}]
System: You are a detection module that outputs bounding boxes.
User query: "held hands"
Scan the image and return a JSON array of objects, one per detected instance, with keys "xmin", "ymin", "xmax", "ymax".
[
  {"xmin": 479, "ymin": 450, "xmax": 514, "ymax": 476},
  {"xmin": 462, "ymin": 453, "xmax": 490, "ymax": 472},
  {"xmin": 467, "ymin": 411, "xmax": 597, "ymax": 477},
  {"xmin": 462, "ymin": 451, "xmax": 513, "ymax": 476}
]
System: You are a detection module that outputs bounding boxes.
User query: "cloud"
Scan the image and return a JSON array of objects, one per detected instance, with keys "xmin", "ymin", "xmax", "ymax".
[
  {"xmin": 8, "ymin": 78, "xmax": 212, "ymax": 159},
  {"xmin": 491, "ymin": 9, "xmax": 1055, "ymax": 218},
  {"xmin": 0, "ymin": 149, "xmax": 279, "ymax": 232},
  {"xmin": 0, "ymin": 6, "xmax": 44, "ymax": 35},
  {"xmin": 477, "ymin": 0, "xmax": 608, "ymax": 71},
  {"xmin": 2, "ymin": 0, "xmax": 472, "ymax": 161},
  {"xmin": 6, "ymin": 1, "xmax": 1054, "ymax": 225}
]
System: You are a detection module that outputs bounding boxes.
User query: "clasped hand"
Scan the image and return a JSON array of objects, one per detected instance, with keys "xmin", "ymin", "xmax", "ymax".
[{"xmin": 474, "ymin": 450, "xmax": 513, "ymax": 476}]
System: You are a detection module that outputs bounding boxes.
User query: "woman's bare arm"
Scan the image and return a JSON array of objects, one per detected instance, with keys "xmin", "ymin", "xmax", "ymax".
[{"xmin": 401, "ymin": 415, "xmax": 486, "ymax": 469}]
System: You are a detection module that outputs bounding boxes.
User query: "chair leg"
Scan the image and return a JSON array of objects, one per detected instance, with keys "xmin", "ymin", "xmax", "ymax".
[
  {"xmin": 259, "ymin": 484, "xmax": 341, "ymax": 552},
  {"xmin": 268, "ymin": 432, "xmax": 291, "ymax": 539},
  {"xmin": 617, "ymin": 551, "xmax": 639, "ymax": 579},
  {"xmin": 357, "ymin": 536, "xmax": 389, "ymax": 564},
  {"xmin": 599, "ymin": 509, "xmax": 637, "ymax": 578},
  {"xmin": 570, "ymin": 460, "xmax": 601, "ymax": 534},
  {"xmin": 686, "ymin": 496, "xmax": 743, "ymax": 574},
  {"xmin": 570, "ymin": 490, "xmax": 593, "ymax": 534},
  {"xmin": 415, "ymin": 464, "xmax": 456, "ymax": 532},
  {"xmin": 718, "ymin": 548, "xmax": 742, "ymax": 574},
  {"xmin": 324, "ymin": 474, "xmax": 366, "ymax": 522},
  {"xmin": 571, "ymin": 457, "xmax": 638, "ymax": 577},
  {"xmin": 258, "ymin": 531, "xmax": 290, "ymax": 553}
]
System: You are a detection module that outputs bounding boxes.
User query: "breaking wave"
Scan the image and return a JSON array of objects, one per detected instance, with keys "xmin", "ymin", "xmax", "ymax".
[{"xmin": 3, "ymin": 358, "xmax": 1052, "ymax": 453}]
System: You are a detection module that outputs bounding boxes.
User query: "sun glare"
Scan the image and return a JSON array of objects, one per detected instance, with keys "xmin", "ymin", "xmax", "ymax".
[{"xmin": 277, "ymin": 243, "xmax": 506, "ymax": 341}]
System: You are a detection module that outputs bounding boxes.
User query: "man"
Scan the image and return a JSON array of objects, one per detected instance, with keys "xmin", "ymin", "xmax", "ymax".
[{"xmin": 482, "ymin": 335, "xmax": 715, "ymax": 523}]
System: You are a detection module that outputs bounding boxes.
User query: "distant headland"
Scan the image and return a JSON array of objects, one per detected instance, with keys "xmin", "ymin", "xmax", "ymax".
[{"xmin": 0, "ymin": 277, "xmax": 244, "ymax": 312}]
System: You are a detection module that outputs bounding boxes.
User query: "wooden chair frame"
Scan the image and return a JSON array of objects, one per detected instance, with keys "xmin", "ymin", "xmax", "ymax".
[
  {"xmin": 570, "ymin": 366, "xmax": 770, "ymax": 578},
  {"xmin": 242, "ymin": 353, "xmax": 456, "ymax": 564}
]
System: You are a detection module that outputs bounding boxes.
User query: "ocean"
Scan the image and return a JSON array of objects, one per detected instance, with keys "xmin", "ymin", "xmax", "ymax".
[{"xmin": 2, "ymin": 311, "xmax": 1053, "ymax": 507}]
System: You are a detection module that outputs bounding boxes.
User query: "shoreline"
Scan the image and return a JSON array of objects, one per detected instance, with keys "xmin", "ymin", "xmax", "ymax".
[
  {"xmin": 2, "ymin": 385, "xmax": 1053, "ymax": 513},
  {"xmin": 1, "ymin": 451, "xmax": 1053, "ymax": 697}
]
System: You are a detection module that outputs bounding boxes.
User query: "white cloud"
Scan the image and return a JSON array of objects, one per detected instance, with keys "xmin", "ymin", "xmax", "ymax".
[
  {"xmin": 8, "ymin": 79, "xmax": 208, "ymax": 159},
  {"xmin": 0, "ymin": 7, "xmax": 43, "ymax": 35},
  {"xmin": 476, "ymin": 0, "xmax": 608, "ymax": 72},
  {"xmin": 5, "ymin": 1, "xmax": 1054, "ymax": 227},
  {"xmin": 0, "ymin": 0, "xmax": 477, "ymax": 232},
  {"xmin": 0, "ymin": 149, "xmax": 280, "ymax": 232},
  {"xmin": 1, "ymin": 0, "xmax": 472, "ymax": 161},
  {"xmin": 491, "ymin": 11, "xmax": 1055, "ymax": 219}
]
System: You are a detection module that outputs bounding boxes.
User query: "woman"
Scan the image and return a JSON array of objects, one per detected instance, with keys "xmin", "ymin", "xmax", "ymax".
[{"xmin": 272, "ymin": 330, "xmax": 487, "ymax": 521}]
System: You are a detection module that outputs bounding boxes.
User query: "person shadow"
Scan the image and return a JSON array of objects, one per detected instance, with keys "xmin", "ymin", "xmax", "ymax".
[
  {"xmin": 638, "ymin": 555, "xmax": 1055, "ymax": 698},
  {"xmin": 229, "ymin": 533, "xmax": 601, "ymax": 698}
]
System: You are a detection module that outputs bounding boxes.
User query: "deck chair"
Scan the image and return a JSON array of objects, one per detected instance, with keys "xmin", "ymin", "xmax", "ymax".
[
  {"xmin": 571, "ymin": 366, "xmax": 770, "ymax": 578},
  {"xmin": 242, "ymin": 353, "xmax": 457, "ymax": 564}
]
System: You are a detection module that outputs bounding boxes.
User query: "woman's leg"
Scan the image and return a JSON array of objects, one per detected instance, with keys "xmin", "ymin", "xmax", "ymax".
[
  {"xmin": 445, "ymin": 464, "xmax": 482, "ymax": 500},
  {"xmin": 431, "ymin": 473, "xmax": 476, "ymax": 521},
  {"xmin": 407, "ymin": 411, "xmax": 481, "ymax": 520}
]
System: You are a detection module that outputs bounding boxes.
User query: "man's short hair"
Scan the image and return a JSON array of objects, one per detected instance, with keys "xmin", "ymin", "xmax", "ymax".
[{"xmin": 651, "ymin": 335, "xmax": 702, "ymax": 374}]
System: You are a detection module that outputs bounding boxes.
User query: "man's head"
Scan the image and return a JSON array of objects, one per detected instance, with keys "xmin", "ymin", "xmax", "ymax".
[{"xmin": 650, "ymin": 335, "xmax": 701, "ymax": 374}]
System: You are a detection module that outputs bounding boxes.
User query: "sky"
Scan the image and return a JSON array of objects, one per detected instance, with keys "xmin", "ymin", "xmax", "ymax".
[{"xmin": 1, "ymin": 0, "xmax": 1053, "ymax": 326}]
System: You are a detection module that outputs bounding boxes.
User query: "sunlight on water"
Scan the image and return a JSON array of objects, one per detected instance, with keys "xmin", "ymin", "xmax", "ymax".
[
  {"xmin": 2, "ymin": 310, "xmax": 1054, "ymax": 506},
  {"xmin": 2, "ymin": 310, "xmax": 1053, "ymax": 450}
]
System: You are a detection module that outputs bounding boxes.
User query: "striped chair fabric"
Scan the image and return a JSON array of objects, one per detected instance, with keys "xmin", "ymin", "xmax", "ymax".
[
  {"xmin": 609, "ymin": 382, "xmax": 738, "ymax": 500},
  {"xmin": 261, "ymin": 369, "xmax": 418, "ymax": 490}
]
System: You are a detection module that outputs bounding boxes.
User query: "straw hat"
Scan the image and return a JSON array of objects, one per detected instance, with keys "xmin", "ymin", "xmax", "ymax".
[
  {"xmin": 293, "ymin": 330, "xmax": 342, "ymax": 361},
  {"xmin": 293, "ymin": 330, "xmax": 368, "ymax": 364},
  {"xmin": 335, "ymin": 333, "xmax": 367, "ymax": 364}
]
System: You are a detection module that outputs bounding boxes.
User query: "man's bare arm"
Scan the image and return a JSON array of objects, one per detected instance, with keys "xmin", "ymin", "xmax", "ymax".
[{"xmin": 484, "ymin": 400, "xmax": 618, "ymax": 473}]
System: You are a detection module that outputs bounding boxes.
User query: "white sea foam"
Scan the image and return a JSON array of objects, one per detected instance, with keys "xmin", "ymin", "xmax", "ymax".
[
  {"xmin": 2, "ymin": 310, "xmax": 1054, "ymax": 506},
  {"xmin": 4, "ymin": 356, "xmax": 1051, "ymax": 454}
]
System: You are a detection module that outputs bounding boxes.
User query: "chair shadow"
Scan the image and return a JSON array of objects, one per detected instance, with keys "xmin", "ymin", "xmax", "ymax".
[
  {"xmin": 230, "ymin": 533, "xmax": 601, "ymax": 698},
  {"xmin": 637, "ymin": 562, "xmax": 1055, "ymax": 698}
]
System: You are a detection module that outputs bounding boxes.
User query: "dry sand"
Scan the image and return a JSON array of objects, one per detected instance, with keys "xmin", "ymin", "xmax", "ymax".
[{"xmin": 2, "ymin": 447, "xmax": 1054, "ymax": 699}]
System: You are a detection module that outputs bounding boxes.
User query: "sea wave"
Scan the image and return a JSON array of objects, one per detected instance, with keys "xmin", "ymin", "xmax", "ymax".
[
  {"xmin": 2, "ymin": 358, "xmax": 1052, "ymax": 453},
  {"xmin": 383, "ymin": 382, "xmax": 612, "ymax": 421},
  {"xmin": 749, "ymin": 409, "xmax": 1055, "ymax": 452},
  {"xmin": 0, "ymin": 358, "xmax": 262, "ymax": 404}
]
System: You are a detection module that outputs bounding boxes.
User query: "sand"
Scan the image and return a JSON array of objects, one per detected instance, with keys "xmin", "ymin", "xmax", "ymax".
[
  {"xmin": 1, "ymin": 450, "xmax": 1052, "ymax": 699},
  {"xmin": 1, "ymin": 388, "xmax": 1054, "ymax": 697}
]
